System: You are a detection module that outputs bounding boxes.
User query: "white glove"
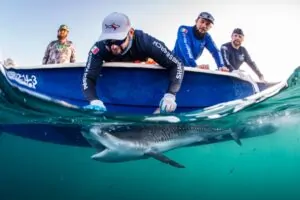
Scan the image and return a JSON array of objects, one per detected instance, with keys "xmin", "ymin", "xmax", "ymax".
[
  {"xmin": 84, "ymin": 99, "xmax": 107, "ymax": 112},
  {"xmin": 159, "ymin": 93, "xmax": 177, "ymax": 113},
  {"xmin": 90, "ymin": 99, "xmax": 104, "ymax": 106}
]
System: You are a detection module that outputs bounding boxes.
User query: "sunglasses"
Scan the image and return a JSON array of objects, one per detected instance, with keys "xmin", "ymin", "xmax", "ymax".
[{"xmin": 104, "ymin": 36, "xmax": 127, "ymax": 47}]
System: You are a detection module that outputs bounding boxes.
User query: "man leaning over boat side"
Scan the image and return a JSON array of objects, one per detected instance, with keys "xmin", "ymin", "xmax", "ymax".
[
  {"xmin": 42, "ymin": 24, "xmax": 76, "ymax": 65},
  {"xmin": 220, "ymin": 28, "xmax": 265, "ymax": 82},
  {"xmin": 172, "ymin": 12, "xmax": 229, "ymax": 71},
  {"xmin": 81, "ymin": 12, "xmax": 184, "ymax": 114}
]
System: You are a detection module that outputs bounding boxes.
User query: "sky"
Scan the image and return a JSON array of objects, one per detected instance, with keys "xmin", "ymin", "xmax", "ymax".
[{"xmin": 1, "ymin": 0, "xmax": 300, "ymax": 82}]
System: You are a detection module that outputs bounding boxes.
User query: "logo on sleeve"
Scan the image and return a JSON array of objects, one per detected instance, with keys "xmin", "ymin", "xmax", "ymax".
[
  {"xmin": 91, "ymin": 46, "xmax": 100, "ymax": 55},
  {"xmin": 180, "ymin": 27, "xmax": 188, "ymax": 34}
]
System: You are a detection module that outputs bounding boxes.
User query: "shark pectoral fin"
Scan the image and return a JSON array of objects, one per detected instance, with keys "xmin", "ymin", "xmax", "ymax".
[
  {"xmin": 144, "ymin": 152, "xmax": 185, "ymax": 168},
  {"xmin": 231, "ymin": 132, "xmax": 242, "ymax": 146},
  {"xmin": 91, "ymin": 149, "xmax": 110, "ymax": 160}
]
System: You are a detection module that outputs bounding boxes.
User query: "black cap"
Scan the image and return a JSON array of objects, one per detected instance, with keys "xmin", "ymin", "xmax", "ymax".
[
  {"xmin": 232, "ymin": 28, "xmax": 244, "ymax": 36},
  {"xmin": 198, "ymin": 12, "xmax": 214, "ymax": 24}
]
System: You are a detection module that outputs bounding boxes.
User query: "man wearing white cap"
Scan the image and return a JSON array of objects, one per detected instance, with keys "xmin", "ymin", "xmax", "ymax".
[{"xmin": 82, "ymin": 12, "xmax": 185, "ymax": 114}]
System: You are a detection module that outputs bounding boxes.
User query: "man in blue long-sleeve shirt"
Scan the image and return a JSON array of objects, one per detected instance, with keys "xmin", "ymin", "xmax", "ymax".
[
  {"xmin": 82, "ymin": 12, "xmax": 184, "ymax": 113},
  {"xmin": 172, "ymin": 12, "xmax": 228, "ymax": 71}
]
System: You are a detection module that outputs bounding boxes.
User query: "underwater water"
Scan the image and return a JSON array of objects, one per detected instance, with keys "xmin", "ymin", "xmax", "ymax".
[{"xmin": 1, "ymin": 66, "xmax": 300, "ymax": 200}]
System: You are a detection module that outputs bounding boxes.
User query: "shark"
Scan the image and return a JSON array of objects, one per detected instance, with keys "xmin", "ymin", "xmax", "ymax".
[{"xmin": 81, "ymin": 123, "xmax": 244, "ymax": 168}]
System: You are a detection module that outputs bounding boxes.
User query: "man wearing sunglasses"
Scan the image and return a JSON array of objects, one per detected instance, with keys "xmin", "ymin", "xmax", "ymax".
[
  {"xmin": 82, "ymin": 12, "xmax": 184, "ymax": 114},
  {"xmin": 172, "ymin": 12, "xmax": 228, "ymax": 71},
  {"xmin": 220, "ymin": 28, "xmax": 265, "ymax": 82}
]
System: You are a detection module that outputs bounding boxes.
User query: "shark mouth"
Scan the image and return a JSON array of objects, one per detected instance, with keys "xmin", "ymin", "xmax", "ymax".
[{"xmin": 81, "ymin": 126, "xmax": 107, "ymax": 153}]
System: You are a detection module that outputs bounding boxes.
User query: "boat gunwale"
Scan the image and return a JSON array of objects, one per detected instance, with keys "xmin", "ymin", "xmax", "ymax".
[{"xmin": 3, "ymin": 62, "xmax": 266, "ymax": 84}]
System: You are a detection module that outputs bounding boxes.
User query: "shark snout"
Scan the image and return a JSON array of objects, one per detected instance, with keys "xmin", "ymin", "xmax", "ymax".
[{"xmin": 82, "ymin": 125, "xmax": 146, "ymax": 162}]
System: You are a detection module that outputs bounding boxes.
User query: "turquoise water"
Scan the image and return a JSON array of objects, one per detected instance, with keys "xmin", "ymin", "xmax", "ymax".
[{"xmin": 1, "ymin": 66, "xmax": 300, "ymax": 200}]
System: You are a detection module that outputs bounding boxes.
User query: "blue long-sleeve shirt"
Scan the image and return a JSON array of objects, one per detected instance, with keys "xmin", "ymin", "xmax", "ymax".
[
  {"xmin": 82, "ymin": 29, "xmax": 184, "ymax": 102},
  {"xmin": 172, "ymin": 25, "xmax": 224, "ymax": 68}
]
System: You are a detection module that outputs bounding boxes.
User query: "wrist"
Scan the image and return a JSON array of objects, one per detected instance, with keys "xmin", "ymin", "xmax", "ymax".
[
  {"xmin": 164, "ymin": 93, "xmax": 176, "ymax": 100},
  {"xmin": 90, "ymin": 99, "xmax": 103, "ymax": 105}
]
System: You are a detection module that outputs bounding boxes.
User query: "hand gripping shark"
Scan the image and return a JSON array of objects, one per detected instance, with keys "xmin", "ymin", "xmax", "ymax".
[{"xmin": 81, "ymin": 123, "xmax": 243, "ymax": 168}]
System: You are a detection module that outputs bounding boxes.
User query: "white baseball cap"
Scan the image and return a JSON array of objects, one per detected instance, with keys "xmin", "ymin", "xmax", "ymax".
[{"xmin": 98, "ymin": 12, "xmax": 131, "ymax": 41}]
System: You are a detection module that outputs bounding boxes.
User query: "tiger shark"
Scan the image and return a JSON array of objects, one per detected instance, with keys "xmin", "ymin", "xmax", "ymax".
[{"xmin": 81, "ymin": 123, "xmax": 244, "ymax": 168}]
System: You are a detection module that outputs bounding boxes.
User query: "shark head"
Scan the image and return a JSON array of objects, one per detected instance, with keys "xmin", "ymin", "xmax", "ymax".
[
  {"xmin": 81, "ymin": 125, "xmax": 145, "ymax": 163},
  {"xmin": 81, "ymin": 125, "xmax": 186, "ymax": 168}
]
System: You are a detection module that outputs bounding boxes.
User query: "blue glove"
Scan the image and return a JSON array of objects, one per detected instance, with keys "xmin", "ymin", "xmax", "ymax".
[
  {"xmin": 83, "ymin": 100, "xmax": 107, "ymax": 112},
  {"xmin": 159, "ymin": 93, "xmax": 177, "ymax": 113}
]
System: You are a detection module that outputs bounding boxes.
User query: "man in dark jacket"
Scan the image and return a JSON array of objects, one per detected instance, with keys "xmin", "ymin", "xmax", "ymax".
[
  {"xmin": 82, "ymin": 12, "xmax": 184, "ymax": 113},
  {"xmin": 220, "ymin": 28, "xmax": 265, "ymax": 81}
]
